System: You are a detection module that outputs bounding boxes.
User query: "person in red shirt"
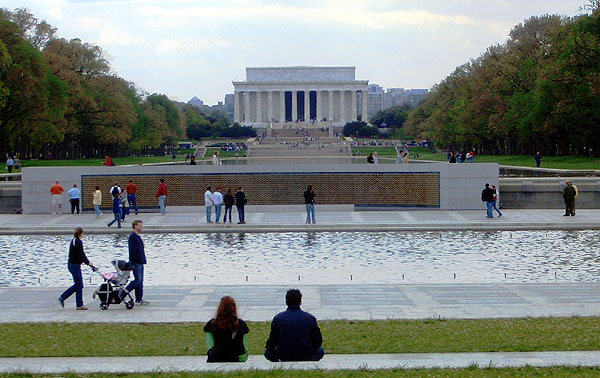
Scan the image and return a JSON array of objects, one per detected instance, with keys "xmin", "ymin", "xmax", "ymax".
[
  {"xmin": 125, "ymin": 179, "xmax": 139, "ymax": 215},
  {"xmin": 103, "ymin": 156, "xmax": 113, "ymax": 166},
  {"xmin": 155, "ymin": 178, "xmax": 167, "ymax": 215},
  {"xmin": 49, "ymin": 181, "xmax": 65, "ymax": 214}
]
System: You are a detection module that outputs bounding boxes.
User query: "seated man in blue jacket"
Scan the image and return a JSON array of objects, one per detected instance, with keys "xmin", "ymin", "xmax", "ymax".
[{"xmin": 264, "ymin": 289, "xmax": 324, "ymax": 362}]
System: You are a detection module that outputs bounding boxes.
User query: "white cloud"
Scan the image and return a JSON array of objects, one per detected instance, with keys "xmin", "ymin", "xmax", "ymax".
[
  {"xmin": 154, "ymin": 38, "xmax": 231, "ymax": 53},
  {"xmin": 75, "ymin": 16, "xmax": 144, "ymax": 46}
]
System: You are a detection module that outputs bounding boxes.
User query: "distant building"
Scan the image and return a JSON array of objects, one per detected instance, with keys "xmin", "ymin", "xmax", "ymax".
[
  {"xmin": 224, "ymin": 93, "xmax": 235, "ymax": 121},
  {"xmin": 383, "ymin": 88, "xmax": 428, "ymax": 110},
  {"xmin": 366, "ymin": 84, "xmax": 384, "ymax": 117},
  {"xmin": 408, "ymin": 89, "xmax": 429, "ymax": 108},
  {"xmin": 188, "ymin": 96, "xmax": 204, "ymax": 107}
]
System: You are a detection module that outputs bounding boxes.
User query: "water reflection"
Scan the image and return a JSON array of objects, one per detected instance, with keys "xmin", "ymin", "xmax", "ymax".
[{"xmin": 1, "ymin": 230, "xmax": 600, "ymax": 287}]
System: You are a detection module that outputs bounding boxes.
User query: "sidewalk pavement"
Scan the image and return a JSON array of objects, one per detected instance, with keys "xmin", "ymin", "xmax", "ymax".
[
  {"xmin": 0, "ymin": 209, "xmax": 599, "ymax": 234},
  {"xmin": 2, "ymin": 283, "xmax": 600, "ymax": 323},
  {"xmin": 2, "ymin": 351, "xmax": 600, "ymax": 373}
]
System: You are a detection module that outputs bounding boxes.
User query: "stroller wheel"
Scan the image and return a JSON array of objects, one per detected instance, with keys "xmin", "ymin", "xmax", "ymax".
[
  {"xmin": 100, "ymin": 303, "xmax": 109, "ymax": 310},
  {"xmin": 125, "ymin": 301, "xmax": 134, "ymax": 310}
]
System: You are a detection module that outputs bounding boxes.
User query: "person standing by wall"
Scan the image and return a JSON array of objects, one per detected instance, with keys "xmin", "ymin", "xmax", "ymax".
[
  {"xmin": 124, "ymin": 220, "xmax": 149, "ymax": 305},
  {"xmin": 481, "ymin": 183, "xmax": 495, "ymax": 219},
  {"xmin": 223, "ymin": 188, "xmax": 235, "ymax": 224},
  {"xmin": 213, "ymin": 187, "xmax": 224, "ymax": 224},
  {"xmin": 303, "ymin": 185, "xmax": 316, "ymax": 224},
  {"xmin": 204, "ymin": 186, "xmax": 214, "ymax": 223},
  {"xmin": 50, "ymin": 181, "xmax": 65, "ymax": 215},
  {"xmin": 535, "ymin": 152, "xmax": 542, "ymax": 168},
  {"xmin": 448, "ymin": 152, "xmax": 456, "ymax": 163},
  {"xmin": 57, "ymin": 227, "xmax": 93, "ymax": 310},
  {"xmin": 235, "ymin": 187, "xmax": 247, "ymax": 224},
  {"xmin": 156, "ymin": 178, "xmax": 167, "ymax": 215},
  {"xmin": 373, "ymin": 151, "xmax": 379, "ymax": 164},
  {"xmin": 491, "ymin": 185, "xmax": 502, "ymax": 217},
  {"xmin": 68, "ymin": 184, "xmax": 81, "ymax": 214},
  {"xmin": 563, "ymin": 181, "xmax": 577, "ymax": 216},
  {"xmin": 92, "ymin": 186, "xmax": 103, "ymax": 217},
  {"xmin": 5, "ymin": 156, "xmax": 14, "ymax": 173},
  {"xmin": 125, "ymin": 179, "xmax": 139, "ymax": 215}
]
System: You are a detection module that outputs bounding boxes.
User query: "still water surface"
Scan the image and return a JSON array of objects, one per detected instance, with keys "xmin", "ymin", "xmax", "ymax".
[{"xmin": 1, "ymin": 230, "xmax": 599, "ymax": 287}]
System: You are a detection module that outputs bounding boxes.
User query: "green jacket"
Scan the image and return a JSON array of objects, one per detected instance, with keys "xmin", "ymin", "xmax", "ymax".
[{"xmin": 563, "ymin": 185, "xmax": 576, "ymax": 200}]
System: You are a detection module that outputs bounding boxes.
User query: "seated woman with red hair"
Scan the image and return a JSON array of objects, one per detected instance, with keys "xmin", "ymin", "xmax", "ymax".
[{"xmin": 204, "ymin": 296, "xmax": 249, "ymax": 362}]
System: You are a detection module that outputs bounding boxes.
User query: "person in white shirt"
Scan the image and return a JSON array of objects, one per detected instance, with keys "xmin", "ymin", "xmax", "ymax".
[
  {"xmin": 211, "ymin": 151, "xmax": 221, "ymax": 166},
  {"xmin": 373, "ymin": 152, "xmax": 379, "ymax": 164},
  {"xmin": 67, "ymin": 184, "xmax": 81, "ymax": 214},
  {"xmin": 204, "ymin": 186, "xmax": 214, "ymax": 223},
  {"xmin": 212, "ymin": 187, "xmax": 224, "ymax": 223}
]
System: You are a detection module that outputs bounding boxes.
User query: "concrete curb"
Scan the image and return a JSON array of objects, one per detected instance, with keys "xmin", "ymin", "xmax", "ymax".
[{"xmin": 2, "ymin": 352, "xmax": 600, "ymax": 373}]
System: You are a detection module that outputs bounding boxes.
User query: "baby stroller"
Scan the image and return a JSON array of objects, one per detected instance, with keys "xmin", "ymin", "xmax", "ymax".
[{"xmin": 92, "ymin": 260, "xmax": 135, "ymax": 310}]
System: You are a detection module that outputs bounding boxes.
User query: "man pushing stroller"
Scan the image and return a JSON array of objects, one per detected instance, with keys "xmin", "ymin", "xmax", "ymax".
[{"xmin": 122, "ymin": 219, "xmax": 149, "ymax": 306}]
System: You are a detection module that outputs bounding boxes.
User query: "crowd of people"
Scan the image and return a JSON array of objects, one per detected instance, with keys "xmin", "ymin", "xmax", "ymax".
[
  {"xmin": 204, "ymin": 186, "xmax": 247, "ymax": 224},
  {"xmin": 447, "ymin": 151, "xmax": 475, "ymax": 163}
]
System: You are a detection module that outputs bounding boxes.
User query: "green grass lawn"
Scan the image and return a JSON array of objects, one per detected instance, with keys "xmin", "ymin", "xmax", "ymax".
[
  {"xmin": 19, "ymin": 156, "xmax": 188, "ymax": 167},
  {"xmin": 2, "ymin": 317, "xmax": 600, "ymax": 358},
  {"xmin": 408, "ymin": 148, "xmax": 600, "ymax": 169},
  {"xmin": 351, "ymin": 146, "xmax": 397, "ymax": 157},
  {"xmin": 204, "ymin": 148, "xmax": 247, "ymax": 158}
]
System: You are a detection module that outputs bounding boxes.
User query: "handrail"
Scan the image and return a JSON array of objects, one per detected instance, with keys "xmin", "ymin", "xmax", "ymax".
[{"xmin": 0, "ymin": 173, "xmax": 21, "ymax": 181}]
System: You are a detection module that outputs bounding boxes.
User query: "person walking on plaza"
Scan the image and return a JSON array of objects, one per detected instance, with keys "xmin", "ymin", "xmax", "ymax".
[
  {"xmin": 535, "ymin": 152, "xmax": 542, "ymax": 168},
  {"xmin": 92, "ymin": 186, "xmax": 103, "ymax": 216},
  {"xmin": 264, "ymin": 289, "xmax": 324, "ymax": 362},
  {"xmin": 68, "ymin": 184, "xmax": 81, "ymax": 214},
  {"xmin": 204, "ymin": 186, "xmax": 214, "ymax": 223},
  {"xmin": 449, "ymin": 152, "xmax": 456, "ymax": 163},
  {"xmin": 373, "ymin": 151, "xmax": 379, "ymax": 164},
  {"xmin": 563, "ymin": 181, "xmax": 577, "ymax": 216},
  {"xmin": 50, "ymin": 181, "xmax": 65, "ymax": 214},
  {"xmin": 213, "ymin": 187, "xmax": 224, "ymax": 223},
  {"xmin": 57, "ymin": 227, "xmax": 93, "ymax": 310},
  {"xmin": 223, "ymin": 188, "xmax": 235, "ymax": 224},
  {"xmin": 120, "ymin": 190, "xmax": 129, "ymax": 221},
  {"xmin": 481, "ymin": 183, "xmax": 495, "ymax": 219},
  {"xmin": 235, "ymin": 187, "xmax": 247, "ymax": 224},
  {"xmin": 303, "ymin": 185, "xmax": 316, "ymax": 224},
  {"xmin": 204, "ymin": 296, "xmax": 249, "ymax": 362},
  {"xmin": 5, "ymin": 156, "xmax": 14, "ymax": 173},
  {"xmin": 124, "ymin": 220, "xmax": 149, "ymax": 305},
  {"xmin": 110, "ymin": 182, "xmax": 121, "ymax": 197},
  {"xmin": 212, "ymin": 151, "xmax": 221, "ymax": 166},
  {"xmin": 125, "ymin": 179, "xmax": 139, "ymax": 215},
  {"xmin": 107, "ymin": 191, "xmax": 122, "ymax": 228},
  {"xmin": 491, "ymin": 185, "xmax": 502, "ymax": 217},
  {"xmin": 156, "ymin": 178, "xmax": 167, "ymax": 215}
]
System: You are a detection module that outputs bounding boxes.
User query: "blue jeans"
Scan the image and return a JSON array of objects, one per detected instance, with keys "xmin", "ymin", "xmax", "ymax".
[
  {"xmin": 224, "ymin": 206, "xmax": 232, "ymax": 223},
  {"xmin": 158, "ymin": 195, "xmax": 166, "ymax": 214},
  {"xmin": 108, "ymin": 211, "xmax": 121, "ymax": 228},
  {"xmin": 125, "ymin": 263, "xmax": 144, "ymax": 302},
  {"xmin": 305, "ymin": 204, "xmax": 315, "ymax": 223},
  {"xmin": 214, "ymin": 204, "xmax": 222, "ymax": 222},
  {"xmin": 127, "ymin": 194, "xmax": 139, "ymax": 212},
  {"xmin": 61, "ymin": 263, "xmax": 84, "ymax": 307},
  {"xmin": 93, "ymin": 205, "xmax": 102, "ymax": 216},
  {"xmin": 237, "ymin": 206, "xmax": 245, "ymax": 223},
  {"xmin": 485, "ymin": 201, "xmax": 493, "ymax": 218},
  {"xmin": 206, "ymin": 205, "xmax": 213, "ymax": 222},
  {"xmin": 492, "ymin": 200, "xmax": 502, "ymax": 216}
]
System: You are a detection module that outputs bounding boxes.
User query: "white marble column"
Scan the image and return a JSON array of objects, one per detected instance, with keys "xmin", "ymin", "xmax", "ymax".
[
  {"xmin": 351, "ymin": 91, "xmax": 357, "ymax": 122},
  {"xmin": 316, "ymin": 91, "xmax": 322, "ymax": 122},
  {"xmin": 304, "ymin": 90, "xmax": 310, "ymax": 122},
  {"xmin": 244, "ymin": 92, "xmax": 250, "ymax": 123},
  {"xmin": 292, "ymin": 91, "xmax": 297, "ymax": 121},
  {"xmin": 362, "ymin": 90, "xmax": 368, "ymax": 122},
  {"xmin": 340, "ymin": 90, "xmax": 346, "ymax": 123},
  {"xmin": 279, "ymin": 91, "xmax": 286, "ymax": 123},
  {"xmin": 328, "ymin": 90, "xmax": 334, "ymax": 122},
  {"xmin": 267, "ymin": 91, "xmax": 273, "ymax": 122},
  {"xmin": 234, "ymin": 92, "xmax": 240, "ymax": 123},
  {"xmin": 256, "ymin": 91, "xmax": 262, "ymax": 122}
]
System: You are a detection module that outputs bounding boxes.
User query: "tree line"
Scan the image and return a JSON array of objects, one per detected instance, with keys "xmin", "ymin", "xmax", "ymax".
[
  {"xmin": 405, "ymin": 3, "xmax": 600, "ymax": 156},
  {"xmin": 0, "ymin": 8, "xmax": 248, "ymax": 161}
]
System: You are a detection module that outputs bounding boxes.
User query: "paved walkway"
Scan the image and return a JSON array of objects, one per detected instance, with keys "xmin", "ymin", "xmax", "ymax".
[
  {"xmin": 2, "ymin": 351, "xmax": 600, "ymax": 373},
  {"xmin": 2, "ymin": 283, "xmax": 600, "ymax": 323},
  {"xmin": 1, "ymin": 209, "xmax": 599, "ymax": 234}
]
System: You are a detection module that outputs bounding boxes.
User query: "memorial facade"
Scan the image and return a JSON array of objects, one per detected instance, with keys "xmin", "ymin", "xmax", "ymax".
[{"xmin": 232, "ymin": 66, "xmax": 369, "ymax": 127}]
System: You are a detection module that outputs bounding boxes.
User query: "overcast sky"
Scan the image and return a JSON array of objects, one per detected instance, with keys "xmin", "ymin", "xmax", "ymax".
[{"xmin": 3, "ymin": 0, "xmax": 583, "ymax": 104}]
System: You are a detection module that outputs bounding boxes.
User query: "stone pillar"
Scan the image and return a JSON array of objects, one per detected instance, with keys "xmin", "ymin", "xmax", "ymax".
[
  {"xmin": 234, "ymin": 92, "xmax": 240, "ymax": 123},
  {"xmin": 256, "ymin": 91, "xmax": 262, "ymax": 122},
  {"xmin": 316, "ymin": 90, "xmax": 322, "ymax": 122},
  {"xmin": 362, "ymin": 90, "xmax": 368, "ymax": 122},
  {"xmin": 351, "ymin": 91, "xmax": 357, "ymax": 122},
  {"xmin": 292, "ymin": 91, "xmax": 297, "ymax": 121},
  {"xmin": 244, "ymin": 92, "xmax": 250, "ymax": 123},
  {"xmin": 279, "ymin": 91, "xmax": 286, "ymax": 123},
  {"xmin": 328, "ymin": 90, "xmax": 334, "ymax": 122},
  {"xmin": 304, "ymin": 90, "xmax": 310, "ymax": 122},
  {"xmin": 340, "ymin": 90, "xmax": 346, "ymax": 123},
  {"xmin": 267, "ymin": 91, "xmax": 273, "ymax": 122}
]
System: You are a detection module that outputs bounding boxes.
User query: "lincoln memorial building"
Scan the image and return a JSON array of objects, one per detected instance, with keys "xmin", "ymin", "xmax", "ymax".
[{"xmin": 232, "ymin": 66, "xmax": 369, "ymax": 128}]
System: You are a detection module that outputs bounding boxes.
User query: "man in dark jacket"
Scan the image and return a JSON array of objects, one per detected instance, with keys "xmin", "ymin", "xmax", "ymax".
[
  {"xmin": 563, "ymin": 181, "xmax": 577, "ymax": 216},
  {"xmin": 235, "ymin": 187, "xmax": 247, "ymax": 224},
  {"xmin": 264, "ymin": 289, "xmax": 324, "ymax": 362},
  {"xmin": 125, "ymin": 220, "xmax": 149, "ymax": 305},
  {"xmin": 481, "ymin": 183, "xmax": 495, "ymax": 219}
]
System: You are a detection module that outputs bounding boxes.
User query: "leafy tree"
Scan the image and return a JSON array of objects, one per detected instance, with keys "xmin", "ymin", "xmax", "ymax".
[{"xmin": 343, "ymin": 121, "xmax": 379, "ymax": 137}]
